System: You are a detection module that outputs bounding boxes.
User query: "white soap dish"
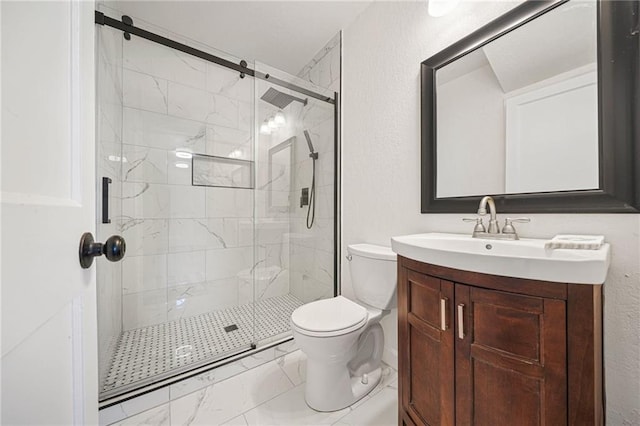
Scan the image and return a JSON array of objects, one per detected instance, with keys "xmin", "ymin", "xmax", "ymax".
[{"xmin": 545, "ymin": 235, "xmax": 605, "ymax": 250}]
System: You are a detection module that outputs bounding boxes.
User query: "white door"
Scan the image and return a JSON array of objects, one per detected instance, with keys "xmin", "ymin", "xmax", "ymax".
[{"xmin": 1, "ymin": 1, "xmax": 99, "ymax": 424}]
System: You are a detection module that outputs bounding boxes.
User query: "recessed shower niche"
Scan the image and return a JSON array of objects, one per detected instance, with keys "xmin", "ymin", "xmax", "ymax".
[{"xmin": 95, "ymin": 8, "xmax": 339, "ymax": 401}]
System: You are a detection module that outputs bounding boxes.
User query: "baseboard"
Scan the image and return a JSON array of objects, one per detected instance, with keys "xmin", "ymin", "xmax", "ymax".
[{"xmin": 382, "ymin": 345, "xmax": 398, "ymax": 371}]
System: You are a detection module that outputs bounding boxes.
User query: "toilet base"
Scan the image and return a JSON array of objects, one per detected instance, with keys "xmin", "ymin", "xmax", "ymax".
[{"xmin": 305, "ymin": 365, "xmax": 382, "ymax": 412}]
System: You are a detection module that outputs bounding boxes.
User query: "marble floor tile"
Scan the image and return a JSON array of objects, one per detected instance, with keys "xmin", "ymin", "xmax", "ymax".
[
  {"xmin": 99, "ymin": 404, "xmax": 128, "ymax": 426},
  {"xmin": 368, "ymin": 366, "xmax": 398, "ymax": 399},
  {"xmin": 102, "ymin": 347, "xmax": 398, "ymax": 426},
  {"xmin": 239, "ymin": 384, "xmax": 350, "ymax": 426},
  {"xmin": 169, "ymin": 362, "xmax": 248, "ymax": 402},
  {"xmin": 112, "ymin": 403, "xmax": 171, "ymax": 426},
  {"xmin": 169, "ymin": 359, "xmax": 295, "ymax": 425},
  {"xmin": 332, "ymin": 379, "xmax": 398, "ymax": 426},
  {"xmin": 101, "ymin": 387, "xmax": 171, "ymax": 426},
  {"xmin": 169, "ymin": 341, "xmax": 294, "ymax": 401},
  {"xmin": 277, "ymin": 349, "xmax": 307, "ymax": 386},
  {"xmin": 221, "ymin": 362, "xmax": 398, "ymax": 426},
  {"xmin": 219, "ymin": 414, "xmax": 249, "ymax": 426}
]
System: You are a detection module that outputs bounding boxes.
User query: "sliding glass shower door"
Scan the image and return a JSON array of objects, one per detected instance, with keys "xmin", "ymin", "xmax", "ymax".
[
  {"xmin": 95, "ymin": 9, "xmax": 338, "ymax": 401},
  {"xmin": 96, "ymin": 17, "xmax": 258, "ymax": 399}
]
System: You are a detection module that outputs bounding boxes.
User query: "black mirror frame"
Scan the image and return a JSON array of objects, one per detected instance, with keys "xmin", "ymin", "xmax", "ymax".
[{"xmin": 421, "ymin": 0, "xmax": 640, "ymax": 213}]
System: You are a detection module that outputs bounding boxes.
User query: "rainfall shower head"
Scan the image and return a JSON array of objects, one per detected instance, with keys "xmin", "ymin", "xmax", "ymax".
[
  {"xmin": 260, "ymin": 87, "xmax": 308, "ymax": 109},
  {"xmin": 303, "ymin": 130, "xmax": 318, "ymax": 160}
]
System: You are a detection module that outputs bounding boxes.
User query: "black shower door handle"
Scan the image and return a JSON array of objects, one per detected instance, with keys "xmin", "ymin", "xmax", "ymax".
[{"xmin": 102, "ymin": 177, "xmax": 112, "ymax": 224}]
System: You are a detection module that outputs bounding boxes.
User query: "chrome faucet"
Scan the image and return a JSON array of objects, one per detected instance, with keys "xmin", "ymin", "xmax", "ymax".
[
  {"xmin": 463, "ymin": 196, "xmax": 531, "ymax": 240},
  {"xmin": 477, "ymin": 196, "xmax": 499, "ymax": 234}
]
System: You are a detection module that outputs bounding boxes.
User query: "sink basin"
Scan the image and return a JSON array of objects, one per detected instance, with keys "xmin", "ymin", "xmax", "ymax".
[{"xmin": 391, "ymin": 233, "xmax": 610, "ymax": 285}]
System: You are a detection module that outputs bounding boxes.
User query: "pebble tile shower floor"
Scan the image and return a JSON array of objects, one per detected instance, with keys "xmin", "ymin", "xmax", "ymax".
[{"xmin": 101, "ymin": 294, "xmax": 303, "ymax": 395}]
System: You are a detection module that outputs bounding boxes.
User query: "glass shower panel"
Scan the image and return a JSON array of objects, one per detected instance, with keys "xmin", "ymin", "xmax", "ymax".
[
  {"xmin": 253, "ymin": 62, "xmax": 336, "ymax": 347},
  {"xmin": 96, "ymin": 13, "xmax": 258, "ymax": 399},
  {"xmin": 96, "ymin": 21, "xmax": 124, "ymax": 398}
]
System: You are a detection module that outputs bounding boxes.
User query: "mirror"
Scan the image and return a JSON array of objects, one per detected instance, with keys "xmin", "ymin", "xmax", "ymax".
[{"xmin": 421, "ymin": 0, "xmax": 640, "ymax": 213}]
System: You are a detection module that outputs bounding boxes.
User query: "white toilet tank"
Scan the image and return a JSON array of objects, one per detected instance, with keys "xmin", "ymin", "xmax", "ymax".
[{"xmin": 347, "ymin": 244, "xmax": 397, "ymax": 310}]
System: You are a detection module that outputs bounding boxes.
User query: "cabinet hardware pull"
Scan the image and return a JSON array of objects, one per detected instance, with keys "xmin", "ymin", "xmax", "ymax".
[
  {"xmin": 457, "ymin": 304, "xmax": 465, "ymax": 339},
  {"xmin": 440, "ymin": 297, "xmax": 448, "ymax": 330}
]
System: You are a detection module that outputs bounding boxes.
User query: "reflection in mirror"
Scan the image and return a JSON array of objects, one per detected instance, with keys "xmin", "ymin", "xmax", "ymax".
[{"xmin": 435, "ymin": 0, "xmax": 597, "ymax": 198}]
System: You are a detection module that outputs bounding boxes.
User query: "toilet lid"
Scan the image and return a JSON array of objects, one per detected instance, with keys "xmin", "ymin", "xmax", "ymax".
[{"xmin": 291, "ymin": 296, "xmax": 367, "ymax": 335}]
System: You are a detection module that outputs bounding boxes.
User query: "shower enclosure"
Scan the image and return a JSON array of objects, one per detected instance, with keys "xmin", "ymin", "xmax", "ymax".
[{"xmin": 95, "ymin": 9, "xmax": 338, "ymax": 401}]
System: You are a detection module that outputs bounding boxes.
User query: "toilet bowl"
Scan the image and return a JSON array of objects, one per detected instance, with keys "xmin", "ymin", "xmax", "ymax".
[{"xmin": 290, "ymin": 243, "xmax": 397, "ymax": 412}]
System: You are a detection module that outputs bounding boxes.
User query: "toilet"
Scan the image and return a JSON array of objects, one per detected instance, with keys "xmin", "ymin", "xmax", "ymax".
[{"xmin": 290, "ymin": 243, "xmax": 397, "ymax": 412}]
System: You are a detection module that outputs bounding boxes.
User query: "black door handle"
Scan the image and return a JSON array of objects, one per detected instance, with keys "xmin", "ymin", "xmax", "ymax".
[
  {"xmin": 102, "ymin": 177, "xmax": 112, "ymax": 224},
  {"xmin": 79, "ymin": 232, "xmax": 126, "ymax": 269}
]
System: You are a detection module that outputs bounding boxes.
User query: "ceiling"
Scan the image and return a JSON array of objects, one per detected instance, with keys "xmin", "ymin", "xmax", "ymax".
[{"xmin": 110, "ymin": 1, "xmax": 372, "ymax": 76}]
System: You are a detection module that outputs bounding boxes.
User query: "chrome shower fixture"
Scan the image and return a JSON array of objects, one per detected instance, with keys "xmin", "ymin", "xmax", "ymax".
[
  {"xmin": 260, "ymin": 87, "xmax": 308, "ymax": 109},
  {"xmin": 303, "ymin": 130, "xmax": 318, "ymax": 229},
  {"xmin": 303, "ymin": 130, "xmax": 319, "ymax": 160}
]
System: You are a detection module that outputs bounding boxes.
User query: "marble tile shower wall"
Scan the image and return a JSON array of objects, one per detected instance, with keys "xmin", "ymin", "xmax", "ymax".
[
  {"xmin": 97, "ymin": 24, "xmax": 124, "ymax": 385},
  {"xmin": 254, "ymin": 77, "xmax": 336, "ymax": 305},
  {"xmin": 289, "ymin": 34, "xmax": 340, "ymax": 303},
  {"xmin": 288, "ymin": 105, "xmax": 336, "ymax": 304},
  {"xmin": 248, "ymin": 121, "xmax": 292, "ymax": 307},
  {"xmin": 116, "ymin": 35, "xmax": 258, "ymax": 330},
  {"xmin": 298, "ymin": 32, "xmax": 341, "ymax": 93}
]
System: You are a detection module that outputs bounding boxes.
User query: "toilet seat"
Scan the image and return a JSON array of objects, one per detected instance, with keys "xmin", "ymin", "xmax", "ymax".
[{"xmin": 291, "ymin": 296, "xmax": 367, "ymax": 337}]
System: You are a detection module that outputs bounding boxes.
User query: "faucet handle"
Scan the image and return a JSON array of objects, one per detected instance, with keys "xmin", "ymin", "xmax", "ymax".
[
  {"xmin": 502, "ymin": 217, "xmax": 531, "ymax": 234},
  {"xmin": 505, "ymin": 217, "xmax": 531, "ymax": 224},
  {"xmin": 463, "ymin": 217, "xmax": 486, "ymax": 233}
]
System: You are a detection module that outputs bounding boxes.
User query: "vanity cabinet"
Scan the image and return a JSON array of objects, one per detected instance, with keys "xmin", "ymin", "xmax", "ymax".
[{"xmin": 398, "ymin": 256, "xmax": 603, "ymax": 426}]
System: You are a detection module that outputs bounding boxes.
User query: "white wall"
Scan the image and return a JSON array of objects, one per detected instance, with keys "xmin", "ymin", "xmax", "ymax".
[{"xmin": 342, "ymin": 2, "xmax": 640, "ymax": 423}]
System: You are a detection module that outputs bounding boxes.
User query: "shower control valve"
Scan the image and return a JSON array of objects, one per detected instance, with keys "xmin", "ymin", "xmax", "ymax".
[{"xmin": 300, "ymin": 187, "xmax": 309, "ymax": 207}]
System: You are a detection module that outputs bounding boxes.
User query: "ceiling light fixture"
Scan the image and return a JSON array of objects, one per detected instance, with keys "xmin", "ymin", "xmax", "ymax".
[
  {"xmin": 274, "ymin": 110, "xmax": 286, "ymax": 126},
  {"xmin": 175, "ymin": 150, "xmax": 193, "ymax": 159},
  {"xmin": 108, "ymin": 155, "xmax": 128, "ymax": 163},
  {"xmin": 260, "ymin": 121, "xmax": 271, "ymax": 135},
  {"xmin": 229, "ymin": 149, "xmax": 244, "ymax": 159}
]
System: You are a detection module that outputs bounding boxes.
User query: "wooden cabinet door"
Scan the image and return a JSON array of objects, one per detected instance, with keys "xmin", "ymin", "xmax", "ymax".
[
  {"xmin": 401, "ymin": 409, "xmax": 418, "ymax": 426},
  {"xmin": 455, "ymin": 285, "xmax": 567, "ymax": 426},
  {"xmin": 398, "ymin": 267, "xmax": 455, "ymax": 426}
]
